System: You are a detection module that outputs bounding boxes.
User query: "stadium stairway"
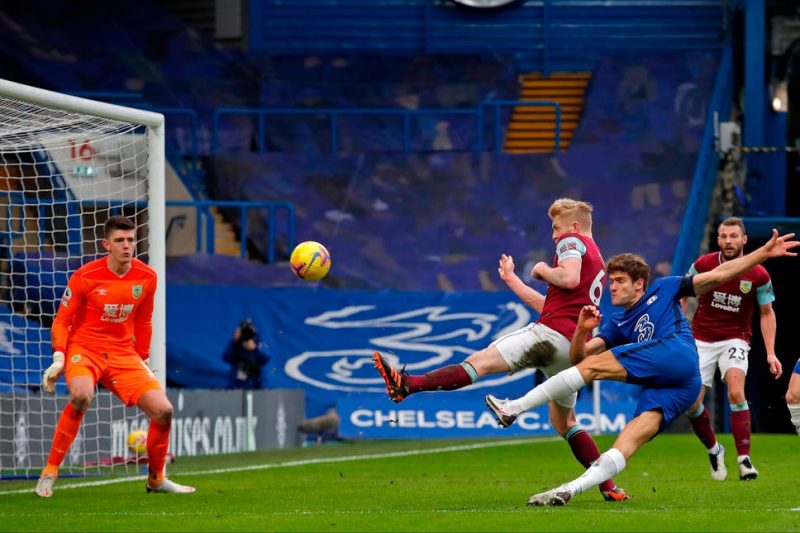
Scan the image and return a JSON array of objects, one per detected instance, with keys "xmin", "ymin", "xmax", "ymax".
[
  {"xmin": 211, "ymin": 206, "xmax": 243, "ymax": 257},
  {"xmin": 504, "ymin": 72, "xmax": 590, "ymax": 153}
]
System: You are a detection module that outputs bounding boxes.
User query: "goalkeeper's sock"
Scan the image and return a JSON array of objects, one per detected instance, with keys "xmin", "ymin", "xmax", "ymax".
[
  {"xmin": 565, "ymin": 425, "xmax": 616, "ymax": 493},
  {"xmin": 563, "ymin": 448, "xmax": 627, "ymax": 497},
  {"xmin": 405, "ymin": 362, "xmax": 476, "ymax": 393},
  {"xmin": 507, "ymin": 367, "xmax": 586, "ymax": 414},
  {"xmin": 44, "ymin": 403, "xmax": 85, "ymax": 472},
  {"xmin": 687, "ymin": 404, "xmax": 718, "ymax": 450},
  {"xmin": 147, "ymin": 420, "xmax": 171, "ymax": 486}
]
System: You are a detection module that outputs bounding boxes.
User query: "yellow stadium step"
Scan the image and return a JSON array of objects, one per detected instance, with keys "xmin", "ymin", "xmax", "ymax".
[
  {"xmin": 504, "ymin": 140, "xmax": 562, "ymax": 153},
  {"xmin": 210, "ymin": 206, "xmax": 245, "ymax": 257},
  {"xmin": 503, "ymin": 71, "xmax": 591, "ymax": 153},
  {"xmin": 518, "ymin": 92, "xmax": 585, "ymax": 102},
  {"xmin": 517, "ymin": 79, "xmax": 589, "ymax": 88},
  {"xmin": 519, "ymin": 72, "xmax": 591, "ymax": 81},
  {"xmin": 510, "ymin": 113, "xmax": 581, "ymax": 122},
  {"xmin": 507, "ymin": 121, "xmax": 579, "ymax": 131},
  {"xmin": 511, "ymin": 107, "xmax": 582, "ymax": 115},
  {"xmin": 506, "ymin": 129, "xmax": 573, "ymax": 139}
]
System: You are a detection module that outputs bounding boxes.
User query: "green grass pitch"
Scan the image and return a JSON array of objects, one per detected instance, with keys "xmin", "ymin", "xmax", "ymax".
[{"xmin": 1, "ymin": 434, "xmax": 798, "ymax": 531}]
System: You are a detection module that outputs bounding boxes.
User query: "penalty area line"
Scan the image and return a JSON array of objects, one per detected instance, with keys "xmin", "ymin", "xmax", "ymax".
[{"xmin": 0, "ymin": 437, "xmax": 558, "ymax": 496}]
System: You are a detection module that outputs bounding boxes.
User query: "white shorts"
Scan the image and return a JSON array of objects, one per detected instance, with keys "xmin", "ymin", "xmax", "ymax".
[
  {"xmin": 696, "ymin": 338, "xmax": 751, "ymax": 387},
  {"xmin": 491, "ymin": 322, "xmax": 576, "ymax": 408}
]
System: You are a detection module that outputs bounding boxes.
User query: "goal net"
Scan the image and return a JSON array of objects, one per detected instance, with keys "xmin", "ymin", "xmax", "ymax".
[{"xmin": 0, "ymin": 79, "xmax": 165, "ymax": 479}]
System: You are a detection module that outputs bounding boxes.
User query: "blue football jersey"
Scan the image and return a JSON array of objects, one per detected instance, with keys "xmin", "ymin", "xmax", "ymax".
[{"xmin": 598, "ymin": 276, "xmax": 695, "ymax": 348}]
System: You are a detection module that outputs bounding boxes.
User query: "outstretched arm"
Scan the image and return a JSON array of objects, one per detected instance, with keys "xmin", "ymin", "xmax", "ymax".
[
  {"xmin": 759, "ymin": 303, "xmax": 782, "ymax": 379},
  {"xmin": 498, "ymin": 254, "xmax": 545, "ymax": 314},
  {"xmin": 692, "ymin": 230, "xmax": 798, "ymax": 296},
  {"xmin": 570, "ymin": 305, "xmax": 607, "ymax": 365}
]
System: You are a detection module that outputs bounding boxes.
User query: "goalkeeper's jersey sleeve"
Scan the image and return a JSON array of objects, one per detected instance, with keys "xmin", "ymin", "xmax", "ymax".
[{"xmin": 51, "ymin": 257, "xmax": 157, "ymax": 359}]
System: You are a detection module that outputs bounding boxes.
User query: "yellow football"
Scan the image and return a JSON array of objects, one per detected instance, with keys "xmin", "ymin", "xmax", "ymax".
[
  {"xmin": 127, "ymin": 429, "xmax": 148, "ymax": 455},
  {"xmin": 290, "ymin": 241, "xmax": 331, "ymax": 281}
]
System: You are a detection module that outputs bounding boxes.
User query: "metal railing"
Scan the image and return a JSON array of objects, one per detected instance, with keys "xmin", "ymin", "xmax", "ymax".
[
  {"xmin": 0, "ymin": 194, "xmax": 294, "ymax": 264},
  {"xmin": 212, "ymin": 100, "xmax": 563, "ymax": 155},
  {"xmin": 167, "ymin": 200, "xmax": 296, "ymax": 263}
]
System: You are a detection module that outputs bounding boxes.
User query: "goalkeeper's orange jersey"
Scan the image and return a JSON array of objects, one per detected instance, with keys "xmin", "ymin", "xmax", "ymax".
[{"xmin": 51, "ymin": 256, "xmax": 157, "ymax": 359}]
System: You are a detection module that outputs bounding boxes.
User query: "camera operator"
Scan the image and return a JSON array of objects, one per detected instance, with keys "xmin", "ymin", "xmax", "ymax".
[{"xmin": 222, "ymin": 319, "xmax": 270, "ymax": 389}]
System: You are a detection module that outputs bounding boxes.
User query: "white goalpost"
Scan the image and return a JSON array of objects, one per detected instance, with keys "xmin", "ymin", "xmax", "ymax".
[{"xmin": 0, "ymin": 79, "xmax": 165, "ymax": 478}]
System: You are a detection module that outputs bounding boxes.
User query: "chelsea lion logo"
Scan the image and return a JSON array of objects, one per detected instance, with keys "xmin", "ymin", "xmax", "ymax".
[
  {"xmin": 634, "ymin": 314, "xmax": 655, "ymax": 342},
  {"xmin": 132, "ymin": 285, "xmax": 143, "ymax": 299}
]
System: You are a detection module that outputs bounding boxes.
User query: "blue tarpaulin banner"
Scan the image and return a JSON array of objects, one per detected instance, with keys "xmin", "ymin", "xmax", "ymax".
[
  {"xmin": 167, "ymin": 285, "xmax": 641, "ymax": 422},
  {"xmin": 0, "ymin": 305, "xmax": 54, "ymax": 393},
  {"xmin": 338, "ymin": 395, "xmax": 639, "ymax": 438}
]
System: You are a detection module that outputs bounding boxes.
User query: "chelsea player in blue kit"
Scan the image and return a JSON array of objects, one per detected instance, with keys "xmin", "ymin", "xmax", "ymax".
[{"xmin": 484, "ymin": 229, "xmax": 798, "ymax": 506}]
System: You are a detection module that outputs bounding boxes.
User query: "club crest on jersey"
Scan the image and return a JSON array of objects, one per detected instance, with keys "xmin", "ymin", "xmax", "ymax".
[
  {"xmin": 132, "ymin": 285, "xmax": 143, "ymax": 299},
  {"xmin": 739, "ymin": 280, "xmax": 752, "ymax": 294}
]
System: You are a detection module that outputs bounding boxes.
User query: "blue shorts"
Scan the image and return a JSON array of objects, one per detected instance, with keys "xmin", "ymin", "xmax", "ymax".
[
  {"xmin": 794, "ymin": 358, "xmax": 800, "ymax": 375},
  {"xmin": 611, "ymin": 334, "xmax": 702, "ymax": 433}
]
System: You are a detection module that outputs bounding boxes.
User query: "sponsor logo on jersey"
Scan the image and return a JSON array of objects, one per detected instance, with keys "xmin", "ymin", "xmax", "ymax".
[
  {"xmin": 739, "ymin": 280, "xmax": 752, "ymax": 294},
  {"xmin": 559, "ymin": 241, "xmax": 578, "ymax": 254},
  {"xmin": 710, "ymin": 290, "xmax": 741, "ymax": 312},
  {"xmin": 646, "ymin": 295, "xmax": 658, "ymax": 305},
  {"xmin": 97, "ymin": 288, "xmax": 107, "ymax": 296},
  {"xmin": 63, "ymin": 287, "xmax": 72, "ymax": 300},
  {"xmin": 71, "ymin": 354, "xmax": 81, "ymax": 363},
  {"xmin": 132, "ymin": 285, "xmax": 142, "ymax": 299}
]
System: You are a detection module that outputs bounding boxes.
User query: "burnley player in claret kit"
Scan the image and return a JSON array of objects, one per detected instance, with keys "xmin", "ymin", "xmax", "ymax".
[
  {"xmin": 373, "ymin": 198, "xmax": 628, "ymax": 502},
  {"xmin": 683, "ymin": 217, "xmax": 782, "ymax": 481}
]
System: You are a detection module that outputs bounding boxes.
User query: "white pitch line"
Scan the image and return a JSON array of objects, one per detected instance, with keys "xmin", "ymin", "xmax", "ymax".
[{"xmin": 0, "ymin": 437, "xmax": 557, "ymax": 496}]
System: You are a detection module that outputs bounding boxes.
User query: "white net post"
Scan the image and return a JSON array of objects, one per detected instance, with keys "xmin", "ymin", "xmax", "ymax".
[{"xmin": 0, "ymin": 79, "xmax": 165, "ymax": 478}]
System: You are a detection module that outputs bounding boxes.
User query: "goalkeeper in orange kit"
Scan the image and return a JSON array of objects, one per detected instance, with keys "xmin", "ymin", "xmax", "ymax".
[{"xmin": 35, "ymin": 215, "xmax": 195, "ymax": 497}]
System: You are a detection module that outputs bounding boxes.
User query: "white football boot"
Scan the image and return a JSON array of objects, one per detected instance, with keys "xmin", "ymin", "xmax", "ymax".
[
  {"xmin": 708, "ymin": 444, "xmax": 727, "ymax": 481},
  {"xmin": 146, "ymin": 478, "xmax": 196, "ymax": 493},
  {"xmin": 34, "ymin": 475, "xmax": 55, "ymax": 498},
  {"xmin": 738, "ymin": 456, "xmax": 758, "ymax": 481},
  {"xmin": 527, "ymin": 486, "xmax": 573, "ymax": 506}
]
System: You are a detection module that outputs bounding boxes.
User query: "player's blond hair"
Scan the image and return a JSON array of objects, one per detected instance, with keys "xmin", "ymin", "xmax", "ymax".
[{"xmin": 548, "ymin": 198, "xmax": 593, "ymax": 231}]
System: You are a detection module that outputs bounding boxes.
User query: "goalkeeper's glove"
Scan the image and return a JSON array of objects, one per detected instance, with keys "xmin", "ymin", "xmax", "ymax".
[{"xmin": 42, "ymin": 351, "xmax": 65, "ymax": 394}]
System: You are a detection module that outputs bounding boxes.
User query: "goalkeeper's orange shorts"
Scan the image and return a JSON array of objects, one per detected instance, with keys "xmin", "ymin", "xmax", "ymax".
[{"xmin": 64, "ymin": 343, "xmax": 162, "ymax": 407}]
